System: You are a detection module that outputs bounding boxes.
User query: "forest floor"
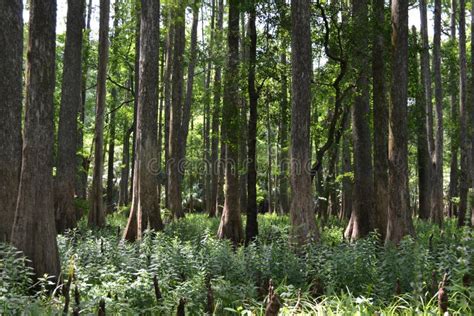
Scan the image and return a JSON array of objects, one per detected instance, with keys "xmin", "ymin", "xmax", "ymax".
[{"xmin": 1, "ymin": 212, "xmax": 473, "ymax": 315}]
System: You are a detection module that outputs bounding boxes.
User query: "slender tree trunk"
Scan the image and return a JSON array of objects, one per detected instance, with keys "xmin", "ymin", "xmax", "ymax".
[
  {"xmin": 11, "ymin": 0, "xmax": 60, "ymax": 279},
  {"xmin": 431, "ymin": 0, "xmax": 444, "ymax": 226},
  {"xmin": 290, "ymin": 0, "xmax": 320, "ymax": 245},
  {"xmin": 458, "ymin": 0, "xmax": 468, "ymax": 227},
  {"xmin": 0, "ymin": 0, "xmax": 23, "ymax": 242},
  {"xmin": 348, "ymin": 0, "xmax": 374, "ymax": 240},
  {"xmin": 123, "ymin": 0, "xmax": 163, "ymax": 241},
  {"xmin": 119, "ymin": 125, "xmax": 132, "ymax": 206},
  {"xmin": 448, "ymin": 0, "xmax": 458, "ymax": 218},
  {"xmin": 210, "ymin": 0, "xmax": 224, "ymax": 218},
  {"xmin": 372, "ymin": 0, "xmax": 388, "ymax": 238},
  {"xmin": 266, "ymin": 101, "xmax": 273, "ymax": 214},
  {"xmin": 217, "ymin": 0, "xmax": 244, "ymax": 246},
  {"xmin": 386, "ymin": 0, "xmax": 414, "ymax": 244},
  {"xmin": 278, "ymin": 51, "xmax": 290, "ymax": 215},
  {"xmin": 471, "ymin": 0, "xmax": 474, "ymax": 226},
  {"xmin": 168, "ymin": 1, "xmax": 186, "ymax": 219},
  {"xmin": 163, "ymin": 8, "xmax": 173, "ymax": 209},
  {"xmin": 341, "ymin": 117, "xmax": 352, "ymax": 220},
  {"xmin": 106, "ymin": 94, "xmax": 116, "ymax": 212},
  {"xmin": 239, "ymin": 12, "xmax": 248, "ymax": 216},
  {"xmin": 88, "ymin": 0, "xmax": 111, "ymax": 228}
]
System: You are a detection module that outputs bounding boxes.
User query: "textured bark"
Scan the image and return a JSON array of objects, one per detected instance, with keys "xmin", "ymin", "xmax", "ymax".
[
  {"xmin": 163, "ymin": 9, "xmax": 173, "ymax": 209},
  {"xmin": 11, "ymin": 0, "xmax": 60, "ymax": 279},
  {"xmin": 386, "ymin": 0, "xmax": 414, "ymax": 244},
  {"xmin": 0, "ymin": 0, "xmax": 23, "ymax": 242},
  {"xmin": 431, "ymin": 0, "xmax": 444, "ymax": 226},
  {"xmin": 266, "ymin": 102, "xmax": 274, "ymax": 214},
  {"xmin": 348, "ymin": 0, "xmax": 374, "ymax": 240},
  {"xmin": 119, "ymin": 125, "xmax": 132, "ymax": 206},
  {"xmin": 88, "ymin": 0, "xmax": 110, "ymax": 228},
  {"xmin": 217, "ymin": 0, "xmax": 244, "ymax": 246},
  {"xmin": 106, "ymin": 100, "xmax": 116, "ymax": 212},
  {"xmin": 168, "ymin": 1, "xmax": 186, "ymax": 219},
  {"xmin": 123, "ymin": 0, "xmax": 163, "ymax": 241},
  {"xmin": 245, "ymin": 1, "xmax": 258, "ymax": 244},
  {"xmin": 290, "ymin": 0, "xmax": 319, "ymax": 245},
  {"xmin": 471, "ymin": 0, "xmax": 474, "ymax": 226},
  {"xmin": 341, "ymin": 118, "xmax": 352, "ymax": 220},
  {"xmin": 278, "ymin": 52, "xmax": 290, "ymax": 215},
  {"xmin": 372, "ymin": 0, "xmax": 388, "ymax": 238},
  {"xmin": 55, "ymin": 0, "xmax": 85, "ymax": 233},
  {"xmin": 447, "ymin": 0, "xmax": 458, "ymax": 218},
  {"xmin": 209, "ymin": 0, "xmax": 224, "ymax": 218},
  {"xmin": 458, "ymin": 0, "xmax": 468, "ymax": 227}
]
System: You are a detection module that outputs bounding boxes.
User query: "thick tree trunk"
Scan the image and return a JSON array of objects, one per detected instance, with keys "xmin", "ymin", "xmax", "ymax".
[
  {"xmin": 209, "ymin": 0, "xmax": 224, "ymax": 218},
  {"xmin": 471, "ymin": 0, "xmax": 474, "ymax": 226},
  {"xmin": 217, "ymin": 0, "xmax": 244, "ymax": 246},
  {"xmin": 289, "ymin": 0, "xmax": 320, "ymax": 245},
  {"xmin": 124, "ymin": 0, "xmax": 163, "ymax": 241},
  {"xmin": 458, "ymin": 0, "xmax": 468, "ymax": 227},
  {"xmin": 245, "ymin": 2, "xmax": 258, "ymax": 244},
  {"xmin": 348, "ymin": 0, "xmax": 375, "ymax": 240},
  {"xmin": 372, "ymin": 0, "xmax": 388, "ymax": 238},
  {"xmin": 11, "ymin": 0, "xmax": 60, "ymax": 279},
  {"xmin": 0, "ymin": 0, "xmax": 23, "ymax": 242},
  {"xmin": 119, "ymin": 125, "xmax": 132, "ymax": 206},
  {"xmin": 431, "ymin": 0, "xmax": 444, "ymax": 226},
  {"xmin": 55, "ymin": 0, "xmax": 85, "ymax": 233},
  {"xmin": 88, "ymin": 0, "xmax": 110, "ymax": 228},
  {"xmin": 168, "ymin": 1, "xmax": 186, "ymax": 219}
]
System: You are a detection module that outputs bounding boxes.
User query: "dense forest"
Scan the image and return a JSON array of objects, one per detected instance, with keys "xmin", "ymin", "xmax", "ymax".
[{"xmin": 0, "ymin": 0, "xmax": 473, "ymax": 314}]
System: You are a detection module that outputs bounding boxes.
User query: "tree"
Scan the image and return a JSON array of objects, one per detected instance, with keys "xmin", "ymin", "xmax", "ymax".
[
  {"xmin": 245, "ymin": 0, "xmax": 258, "ymax": 244},
  {"xmin": 119, "ymin": 125, "xmax": 133, "ymax": 206},
  {"xmin": 124, "ymin": 0, "xmax": 163, "ymax": 241},
  {"xmin": 348, "ymin": 0, "xmax": 374, "ymax": 240},
  {"xmin": 217, "ymin": 0, "xmax": 244, "ymax": 246},
  {"xmin": 88, "ymin": 0, "xmax": 111, "ymax": 227},
  {"xmin": 55, "ymin": 0, "xmax": 85, "ymax": 233},
  {"xmin": 0, "ymin": 0, "xmax": 23, "ymax": 242},
  {"xmin": 386, "ymin": 0, "xmax": 414, "ymax": 244},
  {"xmin": 168, "ymin": 1, "xmax": 186, "ymax": 219},
  {"xmin": 289, "ymin": 0, "xmax": 319, "ymax": 244},
  {"xmin": 11, "ymin": 0, "xmax": 60, "ymax": 279},
  {"xmin": 372, "ymin": 0, "xmax": 388, "ymax": 238}
]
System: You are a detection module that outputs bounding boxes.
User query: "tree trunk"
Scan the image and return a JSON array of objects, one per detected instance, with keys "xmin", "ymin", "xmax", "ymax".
[
  {"xmin": 386, "ymin": 0, "xmax": 414, "ymax": 244},
  {"xmin": 124, "ymin": 0, "xmax": 163, "ymax": 241},
  {"xmin": 119, "ymin": 125, "xmax": 132, "ymax": 206},
  {"xmin": 106, "ymin": 90, "xmax": 117, "ymax": 212},
  {"xmin": 278, "ymin": 52, "xmax": 290, "ymax": 215},
  {"xmin": 217, "ymin": 0, "xmax": 244, "ymax": 246},
  {"xmin": 348, "ymin": 0, "xmax": 374, "ymax": 240},
  {"xmin": 289, "ymin": 0, "xmax": 320, "ymax": 245},
  {"xmin": 0, "ymin": 0, "xmax": 23, "ymax": 242},
  {"xmin": 471, "ymin": 0, "xmax": 474, "ymax": 226},
  {"xmin": 245, "ymin": 1, "xmax": 258, "ymax": 243},
  {"xmin": 210, "ymin": 0, "xmax": 224, "ymax": 218},
  {"xmin": 431, "ymin": 0, "xmax": 444, "ymax": 226},
  {"xmin": 372, "ymin": 0, "xmax": 388, "ymax": 238},
  {"xmin": 88, "ymin": 0, "xmax": 110, "ymax": 228},
  {"xmin": 341, "ymin": 117, "xmax": 352, "ymax": 221},
  {"xmin": 458, "ymin": 0, "xmax": 468, "ymax": 227},
  {"xmin": 11, "ymin": 0, "xmax": 60, "ymax": 279}
]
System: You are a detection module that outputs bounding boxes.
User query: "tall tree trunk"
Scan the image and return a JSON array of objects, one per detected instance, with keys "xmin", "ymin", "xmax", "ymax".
[
  {"xmin": 458, "ymin": 0, "xmax": 468, "ymax": 227},
  {"xmin": 168, "ymin": 1, "xmax": 186, "ymax": 219},
  {"xmin": 119, "ymin": 124, "xmax": 132, "ymax": 206},
  {"xmin": 106, "ymin": 92, "xmax": 116, "ymax": 212},
  {"xmin": 55, "ymin": 0, "xmax": 85, "ymax": 233},
  {"xmin": 471, "ymin": 0, "xmax": 474, "ymax": 226},
  {"xmin": 348, "ymin": 0, "xmax": 374, "ymax": 240},
  {"xmin": 217, "ymin": 0, "xmax": 244, "ymax": 246},
  {"xmin": 0, "ymin": 0, "xmax": 23, "ymax": 242},
  {"xmin": 386, "ymin": 0, "xmax": 414, "ymax": 244},
  {"xmin": 88, "ymin": 0, "xmax": 111, "ymax": 228},
  {"xmin": 11, "ymin": 0, "xmax": 60, "ymax": 279},
  {"xmin": 418, "ymin": 0, "xmax": 433, "ymax": 220},
  {"xmin": 341, "ymin": 117, "xmax": 352, "ymax": 220},
  {"xmin": 77, "ymin": 0, "xmax": 93, "ymax": 200},
  {"xmin": 290, "ymin": 0, "xmax": 320, "ymax": 245},
  {"xmin": 431, "ymin": 0, "xmax": 444, "ymax": 225},
  {"xmin": 124, "ymin": 0, "xmax": 163, "ymax": 241},
  {"xmin": 245, "ymin": 0, "xmax": 258, "ymax": 244},
  {"xmin": 266, "ymin": 101, "xmax": 273, "ymax": 214},
  {"xmin": 372, "ymin": 0, "xmax": 388, "ymax": 238},
  {"xmin": 210, "ymin": 0, "xmax": 224, "ymax": 218},
  {"xmin": 239, "ymin": 11, "xmax": 248, "ymax": 216},
  {"xmin": 448, "ymin": 0, "xmax": 458, "ymax": 218},
  {"xmin": 278, "ymin": 51, "xmax": 290, "ymax": 215}
]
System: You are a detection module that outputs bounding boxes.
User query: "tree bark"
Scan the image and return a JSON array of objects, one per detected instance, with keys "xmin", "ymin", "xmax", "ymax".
[
  {"xmin": 123, "ymin": 0, "xmax": 163, "ymax": 241},
  {"xmin": 168, "ymin": 1, "xmax": 186, "ymax": 219},
  {"xmin": 0, "ymin": 0, "xmax": 23, "ymax": 242},
  {"xmin": 106, "ymin": 93, "xmax": 116, "ymax": 212},
  {"xmin": 290, "ymin": 0, "xmax": 320, "ymax": 245},
  {"xmin": 11, "ymin": 0, "xmax": 60, "ymax": 279},
  {"xmin": 88, "ymin": 0, "xmax": 111, "ymax": 228},
  {"xmin": 245, "ymin": 1, "xmax": 258, "ymax": 244},
  {"xmin": 217, "ymin": 0, "xmax": 244, "ymax": 246},
  {"xmin": 119, "ymin": 124, "xmax": 132, "ymax": 206},
  {"xmin": 341, "ymin": 117, "xmax": 352, "ymax": 220},
  {"xmin": 471, "ymin": 0, "xmax": 474, "ymax": 226},
  {"xmin": 386, "ymin": 0, "xmax": 414, "ymax": 244}
]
